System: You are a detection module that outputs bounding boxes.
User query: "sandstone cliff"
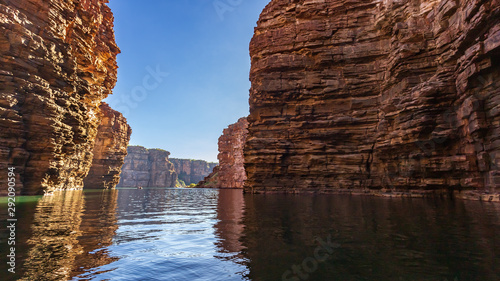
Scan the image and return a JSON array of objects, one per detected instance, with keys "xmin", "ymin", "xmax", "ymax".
[
  {"xmin": 170, "ymin": 158, "xmax": 218, "ymax": 185},
  {"xmin": 83, "ymin": 102, "xmax": 131, "ymax": 189},
  {"xmin": 0, "ymin": 0, "xmax": 120, "ymax": 194},
  {"xmin": 198, "ymin": 117, "xmax": 248, "ymax": 188},
  {"xmin": 245, "ymin": 0, "xmax": 500, "ymax": 197},
  {"xmin": 117, "ymin": 146, "xmax": 178, "ymax": 188}
]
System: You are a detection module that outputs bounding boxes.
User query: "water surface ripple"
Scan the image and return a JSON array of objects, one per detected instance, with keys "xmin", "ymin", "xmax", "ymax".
[
  {"xmin": 0, "ymin": 188, "xmax": 499, "ymax": 281},
  {"xmin": 74, "ymin": 188, "xmax": 246, "ymax": 281}
]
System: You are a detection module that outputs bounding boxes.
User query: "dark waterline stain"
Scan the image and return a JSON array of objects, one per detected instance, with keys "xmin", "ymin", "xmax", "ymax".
[{"xmin": 0, "ymin": 189, "xmax": 499, "ymax": 281}]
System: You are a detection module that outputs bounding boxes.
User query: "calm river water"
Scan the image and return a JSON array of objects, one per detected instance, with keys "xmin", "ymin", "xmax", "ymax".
[{"xmin": 1, "ymin": 188, "xmax": 499, "ymax": 281}]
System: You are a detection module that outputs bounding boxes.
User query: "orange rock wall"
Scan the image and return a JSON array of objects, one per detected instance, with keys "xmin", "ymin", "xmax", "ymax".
[{"xmin": 0, "ymin": 0, "xmax": 121, "ymax": 194}]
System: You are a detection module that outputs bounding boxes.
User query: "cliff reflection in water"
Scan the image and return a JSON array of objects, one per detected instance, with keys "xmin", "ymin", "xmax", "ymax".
[
  {"xmin": 214, "ymin": 189, "xmax": 246, "ymax": 263},
  {"xmin": 71, "ymin": 189, "xmax": 119, "ymax": 278},
  {"xmin": 18, "ymin": 190, "xmax": 119, "ymax": 281},
  {"xmin": 1, "ymin": 189, "xmax": 499, "ymax": 281},
  {"xmin": 238, "ymin": 194, "xmax": 500, "ymax": 281}
]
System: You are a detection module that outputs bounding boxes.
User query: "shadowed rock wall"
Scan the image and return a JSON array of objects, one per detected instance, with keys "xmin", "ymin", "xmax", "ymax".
[
  {"xmin": 83, "ymin": 102, "xmax": 131, "ymax": 189},
  {"xmin": 245, "ymin": 0, "xmax": 500, "ymax": 196}
]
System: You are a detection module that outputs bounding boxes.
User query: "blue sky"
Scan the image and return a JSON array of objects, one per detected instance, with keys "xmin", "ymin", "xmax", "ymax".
[{"xmin": 106, "ymin": 0, "xmax": 270, "ymax": 162}]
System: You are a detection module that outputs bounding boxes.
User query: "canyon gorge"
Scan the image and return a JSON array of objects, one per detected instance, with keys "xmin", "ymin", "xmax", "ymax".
[
  {"xmin": 244, "ymin": 0, "xmax": 500, "ymax": 199},
  {"xmin": 117, "ymin": 145, "xmax": 217, "ymax": 188},
  {"xmin": 2, "ymin": 0, "xmax": 500, "ymax": 199},
  {"xmin": 2, "ymin": 1, "xmax": 499, "ymax": 280}
]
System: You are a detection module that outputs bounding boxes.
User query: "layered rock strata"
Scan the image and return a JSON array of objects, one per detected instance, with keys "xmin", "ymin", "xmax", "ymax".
[
  {"xmin": 0, "ymin": 0, "xmax": 120, "ymax": 194},
  {"xmin": 198, "ymin": 117, "xmax": 248, "ymax": 188},
  {"xmin": 83, "ymin": 102, "xmax": 131, "ymax": 189},
  {"xmin": 170, "ymin": 158, "xmax": 218, "ymax": 185},
  {"xmin": 245, "ymin": 0, "xmax": 500, "ymax": 195},
  {"xmin": 117, "ymin": 146, "xmax": 178, "ymax": 188}
]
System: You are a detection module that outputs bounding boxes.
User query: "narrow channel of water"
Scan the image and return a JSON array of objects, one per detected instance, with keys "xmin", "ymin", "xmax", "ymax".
[{"xmin": 1, "ymin": 188, "xmax": 499, "ymax": 280}]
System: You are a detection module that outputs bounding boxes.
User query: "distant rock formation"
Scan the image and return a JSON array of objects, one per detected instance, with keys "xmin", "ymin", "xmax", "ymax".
[
  {"xmin": 117, "ymin": 146, "xmax": 218, "ymax": 188},
  {"xmin": 198, "ymin": 118, "xmax": 248, "ymax": 188},
  {"xmin": 170, "ymin": 158, "xmax": 218, "ymax": 185},
  {"xmin": 117, "ymin": 146, "xmax": 178, "ymax": 188},
  {"xmin": 0, "ymin": 0, "xmax": 122, "ymax": 194},
  {"xmin": 83, "ymin": 103, "xmax": 132, "ymax": 189},
  {"xmin": 245, "ymin": 0, "xmax": 500, "ymax": 195},
  {"xmin": 197, "ymin": 166, "xmax": 220, "ymax": 188}
]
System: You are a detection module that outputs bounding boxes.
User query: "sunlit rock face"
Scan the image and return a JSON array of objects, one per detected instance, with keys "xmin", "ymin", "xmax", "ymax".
[
  {"xmin": 198, "ymin": 118, "xmax": 248, "ymax": 188},
  {"xmin": 0, "ymin": 0, "xmax": 120, "ymax": 194},
  {"xmin": 170, "ymin": 158, "xmax": 218, "ymax": 185},
  {"xmin": 84, "ymin": 102, "xmax": 132, "ymax": 189},
  {"xmin": 117, "ymin": 146, "xmax": 178, "ymax": 188},
  {"xmin": 245, "ymin": 0, "xmax": 500, "ymax": 193}
]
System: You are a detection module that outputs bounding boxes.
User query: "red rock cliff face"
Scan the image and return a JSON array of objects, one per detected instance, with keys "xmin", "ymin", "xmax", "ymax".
[
  {"xmin": 117, "ymin": 146, "xmax": 178, "ymax": 188},
  {"xmin": 0, "ymin": 0, "xmax": 120, "ymax": 194},
  {"xmin": 170, "ymin": 158, "xmax": 218, "ymax": 185},
  {"xmin": 83, "ymin": 102, "xmax": 131, "ymax": 189},
  {"xmin": 218, "ymin": 118, "xmax": 248, "ymax": 188},
  {"xmin": 199, "ymin": 118, "xmax": 248, "ymax": 188},
  {"xmin": 245, "ymin": 0, "xmax": 500, "ymax": 195}
]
